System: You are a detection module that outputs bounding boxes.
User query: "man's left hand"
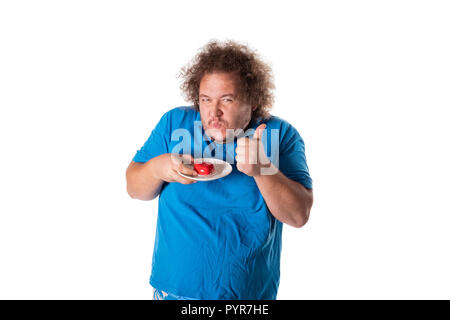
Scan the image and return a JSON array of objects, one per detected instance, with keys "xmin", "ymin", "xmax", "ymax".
[{"xmin": 235, "ymin": 123, "xmax": 272, "ymax": 176}]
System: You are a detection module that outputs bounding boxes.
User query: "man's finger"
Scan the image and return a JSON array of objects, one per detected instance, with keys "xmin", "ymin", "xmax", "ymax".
[
  {"xmin": 235, "ymin": 145, "xmax": 246, "ymax": 155},
  {"xmin": 177, "ymin": 176, "xmax": 197, "ymax": 184},
  {"xmin": 171, "ymin": 153, "xmax": 194, "ymax": 165},
  {"xmin": 178, "ymin": 162, "xmax": 198, "ymax": 177},
  {"xmin": 235, "ymin": 154, "xmax": 247, "ymax": 164},
  {"xmin": 253, "ymin": 123, "xmax": 266, "ymax": 140},
  {"xmin": 236, "ymin": 137, "xmax": 250, "ymax": 147},
  {"xmin": 236, "ymin": 162, "xmax": 245, "ymax": 173},
  {"xmin": 180, "ymin": 153, "xmax": 195, "ymax": 164},
  {"xmin": 171, "ymin": 169, "xmax": 197, "ymax": 184},
  {"xmin": 177, "ymin": 178, "xmax": 197, "ymax": 184}
]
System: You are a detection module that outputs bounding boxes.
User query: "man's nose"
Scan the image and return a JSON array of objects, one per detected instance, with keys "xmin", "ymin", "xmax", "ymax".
[{"xmin": 211, "ymin": 100, "xmax": 223, "ymax": 117}]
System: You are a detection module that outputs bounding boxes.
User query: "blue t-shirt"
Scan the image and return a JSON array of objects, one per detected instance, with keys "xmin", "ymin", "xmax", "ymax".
[{"xmin": 132, "ymin": 106, "xmax": 312, "ymax": 300}]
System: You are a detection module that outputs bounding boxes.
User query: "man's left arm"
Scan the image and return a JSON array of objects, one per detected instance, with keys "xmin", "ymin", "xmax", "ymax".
[
  {"xmin": 253, "ymin": 164, "xmax": 313, "ymax": 228},
  {"xmin": 235, "ymin": 123, "xmax": 313, "ymax": 228}
]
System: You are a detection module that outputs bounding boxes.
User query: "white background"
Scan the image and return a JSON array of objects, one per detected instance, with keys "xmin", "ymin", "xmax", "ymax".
[{"xmin": 1, "ymin": 0, "xmax": 449, "ymax": 299}]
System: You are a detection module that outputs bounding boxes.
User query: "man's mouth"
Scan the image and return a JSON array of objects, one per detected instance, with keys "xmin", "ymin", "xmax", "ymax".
[
  {"xmin": 209, "ymin": 121, "xmax": 226, "ymax": 129},
  {"xmin": 211, "ymin": 123, "xmax": 222, "ymax": 129}
]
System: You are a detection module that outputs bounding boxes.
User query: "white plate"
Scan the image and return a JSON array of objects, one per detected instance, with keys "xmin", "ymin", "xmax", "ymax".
[{"xmin": 177, "ymin": 158, "xmax": 232, "ymax": 181}]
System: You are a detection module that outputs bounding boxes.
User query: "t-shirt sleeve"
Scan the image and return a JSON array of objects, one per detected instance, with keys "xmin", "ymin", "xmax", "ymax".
[
  {"xmin": 132, "ymin": 112, "xmax": 170, "ymax": 163},
  {"xmin": 278, "ymin": 124, "xmax": 313, "ymax": 190}
]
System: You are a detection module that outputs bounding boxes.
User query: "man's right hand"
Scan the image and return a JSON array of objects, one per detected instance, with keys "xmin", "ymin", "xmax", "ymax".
[
  {"xmin": 127, "ymin": 153, "xmax": 198, "ymax": 200},
  {"xmin": 151, "ymin": 153, "xmax": 198, "ymax": 185}
]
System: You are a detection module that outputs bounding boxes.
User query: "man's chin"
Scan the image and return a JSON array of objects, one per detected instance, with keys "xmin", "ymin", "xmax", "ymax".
[
  {"xmin": 205, "ymin": 128, "xmax": 226, "ymax": 143},
  {"xmin": 209, "ymin": 134, "xmax": 227, "ymax": 144}
]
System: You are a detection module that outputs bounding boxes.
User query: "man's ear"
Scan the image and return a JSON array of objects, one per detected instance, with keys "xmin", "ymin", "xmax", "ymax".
[{"xmin": 252, "ymin": 105, "xmax": 257, "ymax": 111}]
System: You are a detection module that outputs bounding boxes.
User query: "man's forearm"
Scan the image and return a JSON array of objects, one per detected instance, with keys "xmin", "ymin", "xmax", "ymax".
[
  {"xmin": 254, "ymin": 164, "xmax": 313, "ymax": 228},
  {"xmin": 126, "ymin": 158, "xmax": 164, "ymax": 201}
]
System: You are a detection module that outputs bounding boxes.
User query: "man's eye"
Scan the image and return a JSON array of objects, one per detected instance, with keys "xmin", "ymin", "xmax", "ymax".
[
  {"xmin": 201, "ymin": 98, "xmax": 210, "ymax": 103},
  {"xmin": 223, "ymin": 99, "xmax": 233, "ymax": 103}
]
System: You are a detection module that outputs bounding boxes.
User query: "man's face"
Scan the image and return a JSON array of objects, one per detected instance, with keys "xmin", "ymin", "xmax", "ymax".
[{"xmin": 199, "ymin": 72, "xmax": 253, "ymax": 143}]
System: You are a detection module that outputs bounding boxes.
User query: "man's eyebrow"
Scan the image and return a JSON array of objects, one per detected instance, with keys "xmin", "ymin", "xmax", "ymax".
[{"xmin": 199, "ymin": 93, "xmax": 235, "ymax": 98}]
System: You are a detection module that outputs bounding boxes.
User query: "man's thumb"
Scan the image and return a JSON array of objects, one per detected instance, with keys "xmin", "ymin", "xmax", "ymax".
[
  {"xmin": 180, "ymin": 153, "xmax": 194, "ymax": 164},
  {"xmin": 254, "ymin": 123, "xmax": 266, "ymax": 140}
]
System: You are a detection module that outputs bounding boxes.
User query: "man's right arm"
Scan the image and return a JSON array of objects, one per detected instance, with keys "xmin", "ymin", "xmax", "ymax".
[
  {"xmin": 126, "ymin": 153, "xmax": 198, "ymax": 201},
  {"xmin": 126, "ymin": 157, "xmax": 164, "ymax": 201}
]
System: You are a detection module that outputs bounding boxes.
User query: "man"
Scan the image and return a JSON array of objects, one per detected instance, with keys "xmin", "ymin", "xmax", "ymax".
[{"xmin": 126, "ymin": 40, "xmax": 313, "ymax": 300}]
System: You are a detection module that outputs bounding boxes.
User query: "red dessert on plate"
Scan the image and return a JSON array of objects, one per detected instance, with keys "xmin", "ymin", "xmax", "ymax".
[{"xmin": 194, "ymin": 162, "xmax": 214, "ymax": 175}]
